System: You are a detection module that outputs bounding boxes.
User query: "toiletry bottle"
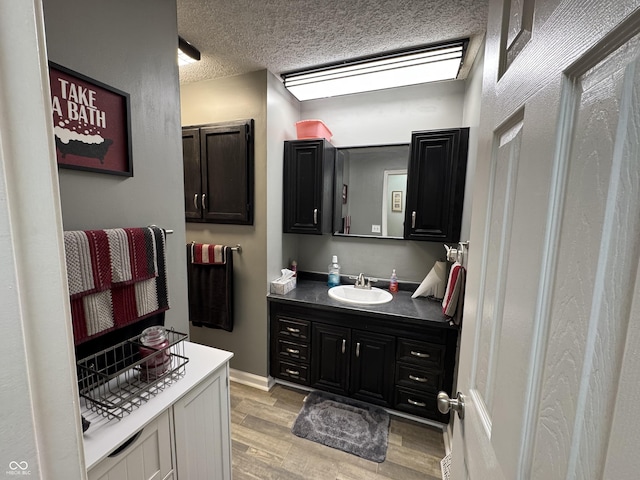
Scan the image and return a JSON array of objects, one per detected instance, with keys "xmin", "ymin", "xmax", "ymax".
[
  {"xmin": 290, "ymin": 260, "xmax": 297, "ymax": 277},
  {"xmin": 328, "ymin": 255, "xmax": 341, "ymax": 287},
  {"xmin": 389, "ymin": 269, "xmax": 399, "ymax": 293}
]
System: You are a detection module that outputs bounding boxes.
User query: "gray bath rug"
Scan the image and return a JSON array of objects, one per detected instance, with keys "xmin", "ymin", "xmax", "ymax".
[{"xmin": 291, "ymin": 390, "xmax": 390, "ymax": 463}]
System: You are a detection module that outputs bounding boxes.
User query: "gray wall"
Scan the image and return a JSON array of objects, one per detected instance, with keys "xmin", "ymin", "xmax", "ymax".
[
  {"xmin": 44, "ymin": 0, "xmax": 188, "ymax": 333},
  {"xmin": 180, "ymin": 70, "xmax": 270, "ymax": 376},
  {"xmin": 295, "ymin": 81, "xmax": 466, "ymax": 283}
]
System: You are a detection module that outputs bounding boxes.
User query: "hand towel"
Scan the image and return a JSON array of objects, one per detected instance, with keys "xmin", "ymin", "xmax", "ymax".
[
  {"xmin": 187, "ymin": 244, "xmax": 234, "ymax": 331},
  {"xmin": 442, "ymin": 262, "xmax": 465, "ymax": 318},
  {"xmin": 190, "ymin": 243, "xmax": 227, "ymax": 265}
]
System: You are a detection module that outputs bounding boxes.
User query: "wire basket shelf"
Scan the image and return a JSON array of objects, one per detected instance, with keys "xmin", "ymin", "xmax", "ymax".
[{"xmin": 77, "ymin": 329, "xmax": 189, "ymax": 421}]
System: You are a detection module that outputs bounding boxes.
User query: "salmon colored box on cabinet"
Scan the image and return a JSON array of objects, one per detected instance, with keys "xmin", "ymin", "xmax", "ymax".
[{"xmin": 295, "ymin": 119, "xmax": 332, "ymax": 141}]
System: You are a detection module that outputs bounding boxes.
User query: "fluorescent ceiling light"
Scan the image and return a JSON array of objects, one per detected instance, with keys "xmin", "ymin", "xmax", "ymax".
[
  {"xmin": 282, "ymin": 40, "xmax": 467, "ymax": 101},
  {"xmin": 178, "ymin": 36, "xmax": 201, "ymax": 66}
]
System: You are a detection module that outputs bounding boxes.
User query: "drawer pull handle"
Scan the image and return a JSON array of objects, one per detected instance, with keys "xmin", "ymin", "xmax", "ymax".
[
  {"xmin": 193, "ymin": 193, "xmax": 199, "ymax": 210},
  {"xmin": 408, "ymin": 398, "xmax": 426, "ymax": 407},
  {"xmin": 108, "ymin": 429, "xmax": 143, "ymax": 457},
  {"xmin": 313, "ymin": 208, "xmax": 318, "ymax": 225},
  {"xmin": 285, "ymin": 348, "xmax": 300, "ymax": 354},
  {"xmin": 286, "ymin": 327, "xmax": 300, "ymax": 333},
  {"xmin": 411, "ymin": 350, "xmax": 430, "ymax": 358},
  {"xmin": 342, "ymin": 339, "xmax": 346, "ymax": 354},
  {"xmin": 356, "ymin": 342, "xmax": 360, "ymax": 358},
  {"xmin": 409, "ymin": 375, "xmax": 428, "ymax": 383},
  {"xmin": 411, "ymin": 211, "xmax": 416, "ymax": 229},
  {"xmin": 201, "ymin": 193, "xmax": 207, "ymax": 210},
  {"xmin": 285, "ymin": 369, "xmax": 299, "ymax": 376}
]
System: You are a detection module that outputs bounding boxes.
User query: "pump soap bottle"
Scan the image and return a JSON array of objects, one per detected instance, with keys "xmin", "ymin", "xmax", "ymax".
[
  {"xmin": 389, "ymin": 269, "xmax": 399, "ymax": 293},
  {"xmin": 328, "ymin": 255, "xmax": 341, "ymax": 287}
]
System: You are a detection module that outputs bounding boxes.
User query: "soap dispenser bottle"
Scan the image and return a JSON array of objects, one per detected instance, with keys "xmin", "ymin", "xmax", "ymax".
[
  {"xmin": 389, "ymin": 269, "xmax": 399, "ymax": 293},
  {"xmin": 328, "ymin": 255, "xmax": 341, "ymax": 287}
]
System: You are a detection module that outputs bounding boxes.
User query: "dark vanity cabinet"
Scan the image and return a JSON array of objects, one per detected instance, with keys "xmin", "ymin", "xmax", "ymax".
[
  {"xmin": 283, "ymin": 139, "xmax": 335, "ymax": 234},
  {"xmin": 269, "ymin": 298, "xmax": 457, "ymax": 422},
  {"xmin": 404, "ymin": 128, "xmax": 469, "ymax": 242},
  {"xmin": 182, "ymin": 119, "xmax": 254, "ymax": 224},
  {"xmin": 311, "ymin": 323, "xmax": 395, "ymax": 406}
]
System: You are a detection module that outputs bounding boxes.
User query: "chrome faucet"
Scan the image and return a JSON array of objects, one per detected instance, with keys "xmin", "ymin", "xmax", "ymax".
[{"xmin": 352, "ymin": 273, "xmax": 377, "ymax": 289}]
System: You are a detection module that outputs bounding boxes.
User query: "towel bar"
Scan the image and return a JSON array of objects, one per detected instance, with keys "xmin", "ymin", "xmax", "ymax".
[{"xmin": 189, "ymin": 241, "xmax": 241, "ymax": 254}]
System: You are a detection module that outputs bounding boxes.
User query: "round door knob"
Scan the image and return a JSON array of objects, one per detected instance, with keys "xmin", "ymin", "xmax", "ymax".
[{"xmin": 437, "ymin": 391, "xmax": 465, "ymax": 419}]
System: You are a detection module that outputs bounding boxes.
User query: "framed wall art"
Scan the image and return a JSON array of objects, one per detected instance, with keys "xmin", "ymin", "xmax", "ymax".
[
  {"xmin": 48, "ymin": 62, "xmax": 133, "ymax": 176},
  {"xmin": 391, "ymin": 190, "xmax": 403, "ymax": 212}
]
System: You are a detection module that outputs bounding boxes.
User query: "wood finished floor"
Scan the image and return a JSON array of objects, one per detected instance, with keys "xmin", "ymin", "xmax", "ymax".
[{"xmin": 230, "ymin": 382, "xmax": 445, "ymax": 480}]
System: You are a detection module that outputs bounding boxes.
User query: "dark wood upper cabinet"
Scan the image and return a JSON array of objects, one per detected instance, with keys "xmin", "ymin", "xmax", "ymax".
[
  {"xmin": 404, "ymin": 128, "xmax": 469, "ymax": 242},
  {"xmin": 283, "ymin": 139, "xmax": 335, "ymax": 234},
  {"xmin": 182, "ymin": 119, "xmax": 254, "ymax": 225}
]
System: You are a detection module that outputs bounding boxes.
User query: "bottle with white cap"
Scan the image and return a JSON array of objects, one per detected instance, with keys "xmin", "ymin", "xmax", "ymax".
[{"xmin": 328, "ymin": 255, "xmax": 341, "ymax": 287}]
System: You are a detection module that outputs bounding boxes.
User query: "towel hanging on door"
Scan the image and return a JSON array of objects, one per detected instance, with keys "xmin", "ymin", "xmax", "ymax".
[{"xmin": 187, "ymin": 243, "xmax": 234, "ymax": 331}]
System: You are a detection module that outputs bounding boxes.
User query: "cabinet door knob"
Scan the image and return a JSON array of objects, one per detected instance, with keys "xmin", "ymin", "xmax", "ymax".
[
  {"xmin": 411, "ymin": 350, "xmax": 430, "ymax": 358},
  {"xmin": 201, "ymin": 193, "xmax": 207, "ymax": 210},
  {"xmin": 341, "ymin": 339, "xmax": 346, "ymax": 354},
  {"xmin": 313, "ymin": 208, "xmax": 318, "ymax": 225},
  {"xmin": 411, "ymin": 211, "xmax": 416, "ymax": 229},
  {"xmin": 356, "ymin": 342, "xmax": 360, "ymax": 358},
  {"xmin": 193, "ymin": 193, "xmax": 199, "ymax": 210}
]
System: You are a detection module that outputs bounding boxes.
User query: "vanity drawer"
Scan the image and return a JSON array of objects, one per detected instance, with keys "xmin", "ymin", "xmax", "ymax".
[
  {"xmin": 277, "ymin": 361, "xmax": 309, "ymax": 384},
  {"xmin": 394, "ymin": 387, "xmax": 447, "ymax": 422},
  {"xmin": 397, "ymin": 338, "xmax": 444, "ymax": 369},
  {"xmin": 276, "ymin": 316, "xmax": 310, "ymax": 341},
  {"xmin": 276, "ymin": 339, "xmax": 309, "ymax": 363},
  {"xmin": 395, "ymin": 364, "xmax": 442, "ymax": 393}
]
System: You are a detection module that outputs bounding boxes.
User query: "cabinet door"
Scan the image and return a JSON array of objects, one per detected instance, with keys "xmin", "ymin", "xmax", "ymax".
[
  {"xmin": 283, "ymin": 139, "xmax": 334, "ymax": 234},
  {"xmin": 404, "ymin": 128, "xmax": 469, "ymax": 242},
  {"xmin": 350, "ymin": 330, "xmax": 395, "ymax": 406},
  {"xmin": 200, "ymin": 120, "xmax": 254, "ymax": 224},
  {"xmin": 172, "ymin": 366, "xmax": 232, "ymax": 480},
  {"xmin": 88, "ymin": 410, "xmax": 173, "ymax": 480},
  {"xmin": 311, "ymin": 323, "xmax": 350, "ymax": 394},
  {"xmin": 182, "ymin": 128, "xmax": 201, "ymax": 221}
]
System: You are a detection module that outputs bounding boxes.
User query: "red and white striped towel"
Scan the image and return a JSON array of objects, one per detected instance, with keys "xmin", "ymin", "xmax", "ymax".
[
  {"xmin": 190, "ymin": 243, "xmax": 227, "ymax": 265},
  {"xmin": 65, "ymin": 226, "xmax": 169, "ymax": 344},
  {"xmin": 442, "ymin": 262, "xmax": 466, "ymax": 319}
]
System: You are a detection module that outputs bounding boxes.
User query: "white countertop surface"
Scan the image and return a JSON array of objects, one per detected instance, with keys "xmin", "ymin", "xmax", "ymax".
[{"xmin": 81, "ymin": 341, "xmax": 234, "ymax": 471}]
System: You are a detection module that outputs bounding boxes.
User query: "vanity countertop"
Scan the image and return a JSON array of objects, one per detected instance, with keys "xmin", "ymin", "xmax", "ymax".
[{"xmin": 267, "ymin": 278, "xmax": 455, "ymax": 328}]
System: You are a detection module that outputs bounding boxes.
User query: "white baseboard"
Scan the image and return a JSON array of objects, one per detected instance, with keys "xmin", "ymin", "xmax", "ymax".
[
  {"xmin": 229, "ymin": 369, "xmax": 275, "ymax": 391},
  {"xmin": 443, "ymin": 422, "xmax": 453, "ymax": 455}
]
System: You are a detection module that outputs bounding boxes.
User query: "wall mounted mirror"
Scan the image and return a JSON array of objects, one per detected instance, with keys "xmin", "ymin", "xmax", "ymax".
[{"xmin": 333, "ymin": 144, "xmax": 410, "ymax": 239}]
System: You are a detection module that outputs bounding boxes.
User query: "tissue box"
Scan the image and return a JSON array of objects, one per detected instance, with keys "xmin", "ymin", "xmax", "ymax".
[{"xmin": 270, "ymin": 276, "xmax": 297, "ymax": 295}]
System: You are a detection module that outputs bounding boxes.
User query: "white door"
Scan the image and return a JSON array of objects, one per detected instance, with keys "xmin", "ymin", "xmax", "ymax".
[{"xmin": 450, "ymin": 1, "xmax": 640, "ymax": 478}]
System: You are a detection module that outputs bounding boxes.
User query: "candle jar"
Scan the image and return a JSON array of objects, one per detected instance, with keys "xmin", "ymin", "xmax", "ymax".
[{"xmin": 138, "ymin": 326, "xmax": 171, "ymax": 380}]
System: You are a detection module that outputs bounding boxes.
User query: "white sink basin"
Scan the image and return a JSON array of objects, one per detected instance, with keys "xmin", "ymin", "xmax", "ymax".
[{"xmin": 328, "ymin": 285, "xmax": 393, "ymax": 305}]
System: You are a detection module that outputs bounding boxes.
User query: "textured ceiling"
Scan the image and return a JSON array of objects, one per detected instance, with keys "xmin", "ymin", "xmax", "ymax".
[{"xmin": 177, "ymin": 0, "xmax": 489, "ymax": 85}]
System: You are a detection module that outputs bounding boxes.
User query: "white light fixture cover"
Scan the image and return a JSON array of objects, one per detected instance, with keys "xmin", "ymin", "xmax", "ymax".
[
  {"xmin": 283, "ymin": 41, "xmax": 467, "ymax": 101},
  {"xmin": 178, "ymin": 36, "xmax": 201, "ymax": 66}
]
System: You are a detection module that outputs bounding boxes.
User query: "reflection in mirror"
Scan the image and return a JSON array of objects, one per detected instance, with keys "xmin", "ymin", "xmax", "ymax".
[{"xmin": 333, "ymin": 144, "xmax": 410, "ymax": 238}]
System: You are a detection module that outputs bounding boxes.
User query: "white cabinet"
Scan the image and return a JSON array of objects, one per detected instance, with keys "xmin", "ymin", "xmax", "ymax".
[
  {"xmin": 84, "ymin": 343, "xmax": 233, "ymax": 480},
  {"xmin": 173, "ymin": 370, "xmax": 232, "ymax": 479},
  {"xmin": 88, "ymin": 410, "xmax": 173, "ymax": 480}
]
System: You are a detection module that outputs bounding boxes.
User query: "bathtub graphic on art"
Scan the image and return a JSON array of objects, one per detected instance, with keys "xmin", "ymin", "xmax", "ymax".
[{"xmin": 54, "ymin": 126, "xmax": 113, "ymax": 164}]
